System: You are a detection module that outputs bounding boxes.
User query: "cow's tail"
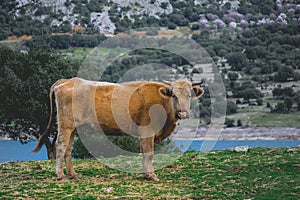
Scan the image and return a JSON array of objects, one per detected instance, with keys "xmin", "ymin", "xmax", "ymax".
[{"xmin": 32, "ymin": 82, "xmax": 57, "ymax": 153}]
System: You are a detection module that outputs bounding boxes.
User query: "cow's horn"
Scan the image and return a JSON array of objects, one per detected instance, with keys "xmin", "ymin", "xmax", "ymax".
[
  {"xmin": 192, "ymin": 80, "xmax": 204, "ymax": 86},
  {"xmin": 161, "ymin": 80, "xmax": 171, "ymax": 85}
]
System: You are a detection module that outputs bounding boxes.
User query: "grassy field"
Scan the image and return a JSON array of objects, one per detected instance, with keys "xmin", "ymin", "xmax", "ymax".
[
  {"xmin": 250, "ymin": 111, "xmax": 300, "ymax": 127},
  {"xmin": 1, "ymin": 147, "xmax": 299, "ymax": 199}
]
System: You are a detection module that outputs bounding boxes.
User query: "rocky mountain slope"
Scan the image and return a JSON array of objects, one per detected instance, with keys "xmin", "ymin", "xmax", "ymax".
[{"xmin": 11, "ymin": 0, "xmax": 173, "ymax": 36}]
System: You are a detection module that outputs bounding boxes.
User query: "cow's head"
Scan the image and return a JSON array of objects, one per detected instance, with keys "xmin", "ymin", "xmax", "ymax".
[{"xmin": 159, "ymin": 80, "xmax": 204, "ymax": 119}]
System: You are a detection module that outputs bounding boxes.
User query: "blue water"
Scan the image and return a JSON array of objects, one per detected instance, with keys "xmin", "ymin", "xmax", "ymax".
[
  {"xmin": 0, "ymin": 140, "xmax": 48, "ymax": 163},
  {"xmin": 174, "ymin": 140, "xmax": 300, "ymax": 152},
  {"xmin": 0, "ymin": 140, "xmax": 300, "ymax": 163}
]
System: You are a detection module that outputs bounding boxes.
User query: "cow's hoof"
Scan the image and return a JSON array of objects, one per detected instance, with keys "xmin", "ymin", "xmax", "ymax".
[
  {"xmin": 56, "ymin": 175, "xmax": 67, "ymax": 181},
  {"xmin": 144, "ymin": 174, "xmax": 160, "ymax": 181},
  {"xmin": 68, "ymin": 173, "xmax": 79, "ymax": 180}
]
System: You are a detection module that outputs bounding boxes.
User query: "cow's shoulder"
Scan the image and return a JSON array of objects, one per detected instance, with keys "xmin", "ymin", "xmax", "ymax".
[
  {"xmin": 135, "ymin": 82, "xmax": 165, "ymax": 94},
  {"xmin": 128, "ymin": 82, "xmax": 169, "ymax": 105}
]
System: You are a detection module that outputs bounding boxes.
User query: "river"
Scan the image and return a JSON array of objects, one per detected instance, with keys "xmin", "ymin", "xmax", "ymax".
[{"xmin": 1, "ymin": 139, "xmax": 299, "ymax": 163}]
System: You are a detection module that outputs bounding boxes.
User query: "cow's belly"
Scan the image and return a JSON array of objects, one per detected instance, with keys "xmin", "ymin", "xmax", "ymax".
[{"xmin": 100, "ymin": 126, "xmax": 129, "ymax": 136}]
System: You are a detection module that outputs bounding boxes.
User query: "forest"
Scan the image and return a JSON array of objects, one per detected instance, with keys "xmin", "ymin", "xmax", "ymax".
[{"xmin": 0, "ymin": 0, "xmax": 300, "ymax": 156}]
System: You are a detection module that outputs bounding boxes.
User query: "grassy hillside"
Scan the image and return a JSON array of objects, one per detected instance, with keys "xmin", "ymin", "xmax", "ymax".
[{"xmin": 1, "ymin": 147, "xmax": 299, "ymax": 199}]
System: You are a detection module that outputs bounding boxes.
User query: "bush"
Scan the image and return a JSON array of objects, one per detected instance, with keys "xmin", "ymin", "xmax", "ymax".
[
  {"xmin": 232, "ymin": 87, "xmax": 263, "ymax": 101},
  {"xmin": 225, "ymin": 118, "xmax": 235, "ymax": 127},
  {"xmin": 228, "ymin": 72, "xmax": 239, "ymax": 81},
  {"xmin": 272, "ymin": 87, "xmax": 294, "ymax": 97},
  {"xmin": 167, "ymin": 22, "xmax": 177, "ymax": 30},
  {"xmin": 272, "ymin": 102, "xmax": 288, "ymax": 114},
  {"xmin": 225, "ymin": 52, "xmax": 248, "ymax": 71},
  {"xmin": 227, "ymin": 102, "xmax": 238, "ymax": 115},
  {"xmin": 273, "ymin": 66, "xmax": 297, "ymax": 82},
  {"xmin": 257, "ymin": 99, "xmax": 263, "ymax": 106},
  {"xmin": 284, "ymin": 97, "xmax": 294, "ymax": 111},
  {"xmin": 191, "ymin": 23, "xmax": 200, "ymax": 30},
  {"xmin": 237, "ymin": 119, "xmax": 243, "ymax": 127}
]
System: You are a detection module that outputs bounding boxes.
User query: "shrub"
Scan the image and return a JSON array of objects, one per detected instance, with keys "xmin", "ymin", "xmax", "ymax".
[
  {"xmin": 237, "ymin": 119, "xmax": 243, "ymax": 127},
  {"xmin": 272, "ymin": 87, "xmax": 294, "ymax": 97},
  {"xmin": 257, "ymin": 99, "xmax": 263, "ymax": 106},
  {"xmin": 191, "ymin": 23, "xmax": 200, "ymax": 30},
  {"xmin": 225, "ymin": 118, "xmax": 235, "ymax": 127},
  {"xmin": 227, "ymin": 102, "xmax": 238, "ymax": 115},
  {"xmin": 272, "ymin": 102, "xmax": 288, "ymax": 114},
  {"xmin": 167, "ymin": 22, "xmax": 177, "ymax": 30},
  {"xmin": 273, "ymin": 66, "xmax": 297, "ymax": 82},
  {"xmin": 284, "ymin": 97, "xmax": 294, "ymax": 111},
  {"xmin": 228, "ymin": 72, "xmax": 239, "ymax": 81}
]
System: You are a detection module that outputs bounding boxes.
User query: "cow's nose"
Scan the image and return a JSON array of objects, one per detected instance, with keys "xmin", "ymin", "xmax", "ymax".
[{"xmin": 178, "ymin": 111, "xmax": 188, "ymax": 119}]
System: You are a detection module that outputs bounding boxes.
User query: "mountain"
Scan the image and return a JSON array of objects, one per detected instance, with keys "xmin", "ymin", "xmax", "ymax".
[
  {"xmin": 1, "ymin": 0, "xmax": 174, "ymax": 38},
  {"xmin": 1, "ymin": 0, "xmax": 299, "ymax": 39},
  {"xmin": 0, "ymin": 0, "xmax": 300, "ymax": 132}
]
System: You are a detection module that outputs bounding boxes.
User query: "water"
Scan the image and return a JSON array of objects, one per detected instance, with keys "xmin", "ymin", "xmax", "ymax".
[
  {"xmin": 0, "ymin": 140, "xmax": 300, "ymax": 163},
  {"xmin": 0, "ymin": 140, "xmax": 48, "ymax": 163},
  {"xmin": 174, "ymin": 140, "xmax": 300, "ymax": 152}
]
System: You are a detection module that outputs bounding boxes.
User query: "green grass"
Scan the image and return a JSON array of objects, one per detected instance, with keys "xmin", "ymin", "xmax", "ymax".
[
  {"xmin": 0, "ymin": 40, "xmax": 23, "ymax": 49},
  {"xmin": 58, "ymin": 47, "xmax": 128, "ymax": 63},
  {"xmin": 250, "ymin": 111, "xmax": 300, "ymax": 127},
  {"xmin": 1, "ymin": 147, "xmax": 300, "ymax": 199}
]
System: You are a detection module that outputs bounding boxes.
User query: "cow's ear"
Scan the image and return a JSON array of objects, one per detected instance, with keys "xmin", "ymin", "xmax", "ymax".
[
  {"xmin": 192, "ymin": 87, "xmax": 204, "ymax": 98},
  {"xmin": 159, "ymin": 87, "xmax": 173, "ymax": 98}
]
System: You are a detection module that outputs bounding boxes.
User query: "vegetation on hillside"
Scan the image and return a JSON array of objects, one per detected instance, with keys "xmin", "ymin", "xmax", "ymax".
[
  {"xmin": 0, "ymin": 45, "xmax": 79, "ymax": 142},
  {"xmin": 1, "ymin": 0, "xmax": 300, "ymax": 156}
]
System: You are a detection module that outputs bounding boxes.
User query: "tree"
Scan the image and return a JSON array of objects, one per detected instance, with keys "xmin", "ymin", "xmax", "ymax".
[
  {"xmin": 225, "ymin": 52, "xmax": 248, "ymax": 71},
  {"xmin": 245, "ymin": 47, "xmax": 257, "ymax": 61},
  {"xmin": 225, "ymin": 118, "xmax": 235, "ymax": 127},
  {"xmin": 272, "ymin": 87, "xmax": 294, "ymax": 97},
  {"xmin": 272, "ymin": 102, "xmax": 288, "ymax": 114},
  {"xmin": 260, "ymin": 3, "xmax": 274, "ymax": 15},
  {"xmin": 191, "ymin": 23, "xmax": 200, "ymax": 30},
  {"xmin": 294, "ymin": 91, "xmax": 300, "ymax": 111},
  {"xmin": 228, "ymin": 72, "xmax": 239, "ymax": 81},
  {"xmin": 160, "ymin": 2, "xmax": 169, "ymax": 9},
  {"xmin": 168, "ymin": 13, "xmax": 189, "ymax": 26},
  {"xmin": 223, "ymin": 2, "xmax": 231, "ymax": 11},
  {"xmin": 227, "ymin": 102, "xmax": 238, "ymax": 115},
  {"xmin": 0, "ymin": 45, "xmax": 78, "ymax": 159},
  {"xmin": 257, "ymin": 99, "xmax": 263, "ymax": 106},
  {"xmin": 242, "ymin": 89, "xmax": 263, "ymax": 101},
  {"xmin": 167, "ymin": 22, "xmax": 177, "ymax": 30},
  {"xmin": 284, "ymin": 97, "xmax": 294, "ymax": 111},
  {"xmin": 274, "ymin": 66, "xmax": 297, "ymax": 82},
  {"xmin": 200, "ymin": 30, "xmax": 210, "ymax": 40},
  {"xmin": 237, "ymin": 119, "xmax": 243, "ymax": 127}
]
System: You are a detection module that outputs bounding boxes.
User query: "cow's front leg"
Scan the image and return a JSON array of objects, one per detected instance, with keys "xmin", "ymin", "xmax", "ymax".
[{"xmin": 140, "ymin": 136, "xmax": 159, "ymax": 181}]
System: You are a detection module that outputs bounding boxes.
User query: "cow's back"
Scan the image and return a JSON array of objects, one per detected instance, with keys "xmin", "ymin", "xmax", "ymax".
[{"xmin": 54, "ymin": 78, "xmax": 174, "ymax": 137}]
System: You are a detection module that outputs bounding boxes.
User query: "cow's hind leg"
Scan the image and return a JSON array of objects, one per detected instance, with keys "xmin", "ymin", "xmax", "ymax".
[
  {"xmin": 65, "ymin": 129, "xmax": 78, "ymax": 179},
  {"xmin": 56, "ymin": 128, "xmax": 73, "ymax": 180}
]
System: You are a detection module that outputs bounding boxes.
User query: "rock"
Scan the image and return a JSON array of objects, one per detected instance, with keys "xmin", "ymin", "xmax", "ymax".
[{"xmin": 232, "ymin": 145, "xmax": 249, "ymax": 152}]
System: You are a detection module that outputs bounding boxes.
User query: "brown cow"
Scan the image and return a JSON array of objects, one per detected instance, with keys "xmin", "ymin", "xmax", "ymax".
[{"xmin": 33, "ymin": 77, "xmax": 204, "ymax": 181}]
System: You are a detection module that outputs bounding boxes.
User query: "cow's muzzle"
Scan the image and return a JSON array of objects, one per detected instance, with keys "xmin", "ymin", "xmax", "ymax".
[{"xmin": 177, "ymin": 111, "xmax": 189, "ymax": 119}]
